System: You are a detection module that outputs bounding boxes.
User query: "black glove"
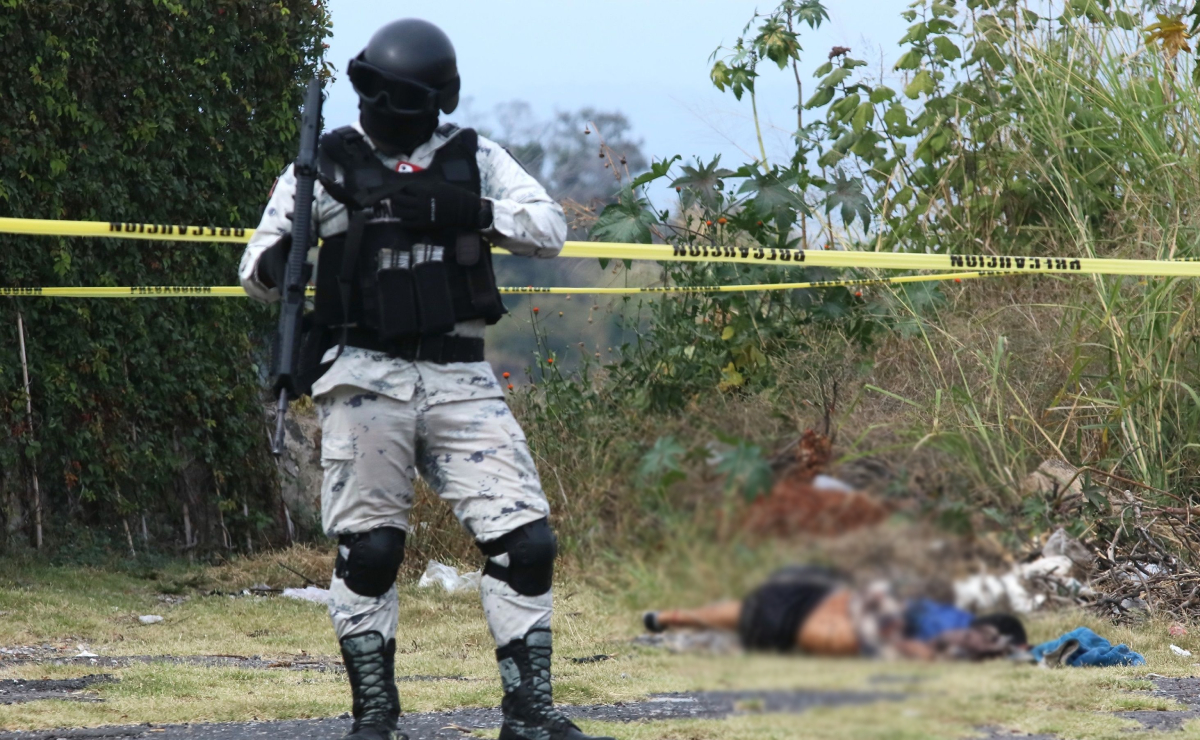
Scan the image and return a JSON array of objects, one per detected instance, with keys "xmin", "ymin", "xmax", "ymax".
[
  {"xmin": 390, "ymin": 178, "xmax": 481, "ymax": 230},
  {"xmin": 257, "ymin": 234, "xmax": 290, "ymax": 289},
  {"xmin": 257, "ymin": 233, "xmax": 312, "ymax": 289}
]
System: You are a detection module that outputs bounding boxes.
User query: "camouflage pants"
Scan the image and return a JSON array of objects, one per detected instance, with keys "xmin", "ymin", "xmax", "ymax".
[{"xmin": 316, "ymin": 381, "xmax": 552, "ymax": 645}]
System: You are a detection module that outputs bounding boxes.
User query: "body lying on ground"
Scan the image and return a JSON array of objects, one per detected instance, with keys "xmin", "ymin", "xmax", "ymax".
[{"xmin": 643, "ymin": 565, "xmax": 1028, "ymax": 661}]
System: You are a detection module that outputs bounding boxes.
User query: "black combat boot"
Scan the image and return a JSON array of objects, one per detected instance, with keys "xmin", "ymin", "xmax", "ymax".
[
  {"xmin": 495, "ymin": 628, "xmax": 615, "ymax": 740},
  {"xmin": 339, "ymin": 631, "xmax": 405, "ymax": 740}
]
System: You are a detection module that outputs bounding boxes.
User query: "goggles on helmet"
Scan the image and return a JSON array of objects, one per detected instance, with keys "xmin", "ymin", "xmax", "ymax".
[{"xmin": 348, "ymin": 55, "xmax": 441, "ymax": 116}]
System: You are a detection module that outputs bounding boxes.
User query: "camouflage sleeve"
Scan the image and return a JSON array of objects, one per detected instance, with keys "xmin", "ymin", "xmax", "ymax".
[
  {"xmin": 476, "ymin": 134, "xmax": 566, "ymax": 258},
  {"xmin": 239, "ymin": 165, "xmax": 344, "ymax": 303},
  {"xmin": 238, "ymin": 164, "xmax": 299, "ymax": 303}
]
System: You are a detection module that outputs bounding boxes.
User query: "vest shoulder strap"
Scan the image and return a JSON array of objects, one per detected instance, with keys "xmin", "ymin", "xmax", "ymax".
[
  {"xmin": 318, "ymin": 126, "xmax": 392, "ymax": 208},
  {"xmin": 431, "ymin": 127, "xmax": 480, "ymax": 193}
]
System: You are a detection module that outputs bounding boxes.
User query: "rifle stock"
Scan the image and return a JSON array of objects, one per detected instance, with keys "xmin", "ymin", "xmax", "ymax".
[{"xmin": 271, "ymin": 77, "xmax": 322, "ymax": 456}]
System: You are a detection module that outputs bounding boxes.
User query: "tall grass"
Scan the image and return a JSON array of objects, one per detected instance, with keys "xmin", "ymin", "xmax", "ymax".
[
  {"xmin": 1010, "ymin": 25, "xmax": 1200, "ymax": 493},
  {"xmin": 861, "ymin": 12, "xmax": 1200, "ymax": 545}
]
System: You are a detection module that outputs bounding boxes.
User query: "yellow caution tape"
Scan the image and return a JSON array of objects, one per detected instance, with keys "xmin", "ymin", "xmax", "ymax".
[
  {"xmin": 0, "ymin": 272, "xmax": 994, "ymax": 298},
  {"xmin": 576, "ymin": 242, "xmax": 1200, "ymax": 277},
  {"xmin": 0, "ymin": 217, "xmax": 252, "ymax": 242},
  {"xmin": 2, "ymin": 217, "xmax": 1196, "ymax": 277},
  {"xmin": 0, "ymin": 286, "xmax": 251, "ymax": 297}
]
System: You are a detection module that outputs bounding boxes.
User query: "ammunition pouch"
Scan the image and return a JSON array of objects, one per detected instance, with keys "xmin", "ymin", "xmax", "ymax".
[{"xmin": 312, "ymin": 125, "xmax": 505, "ymax": 356}]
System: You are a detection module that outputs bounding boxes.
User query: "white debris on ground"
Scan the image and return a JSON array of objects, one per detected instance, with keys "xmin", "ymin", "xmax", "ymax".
[
  {"xmin": 811, "ymin": 474, "xmax": 856, "ymax": 493},
  {"xmin": 74, "ymin": 644, "xmax": 98, "ymax": 658},
  {"xmin": 281, "ymin": 586, "xmax": 336, "ymax": 607},
  {"xmin": 632, "ymin": 630, "xmax": 741, "ymax": 655},
  {"xmin": 138, "ymin": 615, "xmax": 164, "ymax": 624},
  {"xmin": 955, "ymin": 527, "xmax": 1096, "ymax": 614},
  {"xmin": 1043, "ymin": 527, "xmax": 1097, "ymax": 571},
  {"xmin": 1116, "ymin": 562, "xmax": 1165, "ymax": 586},
  {"xmin": 417, "ymin": 560, "xmax": 481, "ymax": 593}
]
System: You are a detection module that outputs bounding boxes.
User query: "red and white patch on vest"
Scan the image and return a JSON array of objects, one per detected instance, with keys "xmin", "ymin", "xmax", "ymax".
[{"xmin": 395, "ymin": 161, "xmax": 424, "ymax": 174}]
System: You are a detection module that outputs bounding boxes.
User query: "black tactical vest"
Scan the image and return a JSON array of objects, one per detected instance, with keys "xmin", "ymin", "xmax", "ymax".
[{"xmin": 312, "ymin": 125, "xmax": 506, "ymax": 344}]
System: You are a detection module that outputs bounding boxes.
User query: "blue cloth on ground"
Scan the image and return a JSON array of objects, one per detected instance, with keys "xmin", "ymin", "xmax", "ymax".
[
  {"xmin": 1031, "ymin": 626, "xmax": 1145, "ymax": 667},
  {"xmin": 904, "ymin": 598, "xmax": 975, "ymax": 641}
]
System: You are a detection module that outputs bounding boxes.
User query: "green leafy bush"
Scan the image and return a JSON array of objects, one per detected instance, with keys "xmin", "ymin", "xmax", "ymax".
[{"xmin": 0, "ymin": 0, "xmax": 329, "ymax": 552}]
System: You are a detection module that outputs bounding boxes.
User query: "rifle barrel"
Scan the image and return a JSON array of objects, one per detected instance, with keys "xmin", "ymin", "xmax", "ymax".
[{"xmin": 270, "ymin": 77, "xmax": 322, "ymax": 457}]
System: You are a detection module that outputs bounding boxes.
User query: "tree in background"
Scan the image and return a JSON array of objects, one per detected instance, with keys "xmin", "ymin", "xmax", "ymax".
[
  {"xmin": 0, "ymin": 0, "xmax": 330, "ymax": 554},
  {"xmin": 463, "ymin": 101, "xmax": 650, "ymax": 375},
  {"xmin": 469, "ymin": 100, "xmax": 648, "ymax": 208},
  {"xmin": 544, "ymin": 109, "xmax": 648, "ymax": 208}
]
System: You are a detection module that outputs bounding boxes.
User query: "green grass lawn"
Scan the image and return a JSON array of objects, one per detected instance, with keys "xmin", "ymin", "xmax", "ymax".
[{"xmin": 0, "ymin": 547, "xmax": 1195, "ymax": 738}]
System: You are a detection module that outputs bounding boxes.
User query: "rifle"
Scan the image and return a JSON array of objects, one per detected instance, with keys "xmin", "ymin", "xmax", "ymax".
[{"xmin": 271, "ymin": 77, "xmax": 322, "ymax": 456}]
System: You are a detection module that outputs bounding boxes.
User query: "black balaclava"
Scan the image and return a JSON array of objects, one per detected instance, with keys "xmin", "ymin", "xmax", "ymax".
[{"xmin": 360, "ymin": 102, "xmax": 438, "ymax": 158}]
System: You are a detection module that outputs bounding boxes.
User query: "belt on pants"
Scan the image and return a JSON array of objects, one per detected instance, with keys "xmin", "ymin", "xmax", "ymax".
[{"xmin": 341, "ymin": 328, "xmax": 485, "ymax": 364}]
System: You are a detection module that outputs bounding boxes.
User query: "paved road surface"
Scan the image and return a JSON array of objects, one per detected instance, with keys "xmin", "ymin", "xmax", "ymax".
[{"xmin": 0, "ymin": 689, "xmax": 903, "ymax": 740}]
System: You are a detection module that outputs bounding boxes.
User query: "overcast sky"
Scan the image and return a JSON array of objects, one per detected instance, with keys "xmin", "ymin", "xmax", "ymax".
[{"xmin": 323, "ymin": 0, "xmax": 911, "ymax": 201}]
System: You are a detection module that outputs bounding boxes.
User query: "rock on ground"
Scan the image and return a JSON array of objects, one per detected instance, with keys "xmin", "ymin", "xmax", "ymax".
[{"xmin": 269, "ymin": 401, "xmax": 322, "ymax": 535}]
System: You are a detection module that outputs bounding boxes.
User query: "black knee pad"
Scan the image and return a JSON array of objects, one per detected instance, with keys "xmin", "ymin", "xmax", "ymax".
[
  {"xmin": 335, "ymin": 527, "xmax": 406, "ymax": 597},
  {"xmin": 477, "ymin": 518, "xmax": 557, "ymax": 596}
]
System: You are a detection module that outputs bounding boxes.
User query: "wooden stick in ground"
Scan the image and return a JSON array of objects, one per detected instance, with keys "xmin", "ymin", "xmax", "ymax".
[{"xmin": 16, "ymin": 310, "xmax": 42, "ymax": 550}]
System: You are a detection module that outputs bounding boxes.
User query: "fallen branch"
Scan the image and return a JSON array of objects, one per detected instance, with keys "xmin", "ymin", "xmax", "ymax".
[{"xmin": 277, "ymin": 561, "xmax": 320, "ymax": 587}]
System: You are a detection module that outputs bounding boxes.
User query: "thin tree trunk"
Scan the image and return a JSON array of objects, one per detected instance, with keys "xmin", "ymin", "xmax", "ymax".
[
  {"xmin": 217, "ymin": 504, "xmax": 231, "ymax": 552},
  {"xmin": 141, "ymin": 514, "xmax": 149, "ymax": 547},
  {"xmin": 16, "ymin": 311, "xmax": 42, "ymax": 550},
  {"xmin": 283, "ymin": 502, "xmax": 295, "ymax": 544},
  {"xmin": 790, "ymin": 53, "xmax": 809, "ymax": 248},
  {"xmin": 750, "ymin": 87, "xmax": 769, "ymax": 170},
  {"xmin": 183, "ymin": 503, "xmax": 193, "ymax": 564},
  {"xmin": 243, "ymin": 502, "xmax": 253, "ymax": 553},
  {"xmin": 123, "ymin": 518, "xmax": 136, "ymax": 558}
]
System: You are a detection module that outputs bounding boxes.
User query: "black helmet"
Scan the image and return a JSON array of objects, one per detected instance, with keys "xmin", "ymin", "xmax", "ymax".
[{"xmin": 348, "ymin": 19, "xmax": 460, "ymax": 116}]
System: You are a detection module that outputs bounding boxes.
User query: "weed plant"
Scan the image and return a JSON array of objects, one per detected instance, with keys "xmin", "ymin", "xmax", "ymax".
[{"xmin": 465, "ymin": 1, "xmax": 1200, "ymax": 574}]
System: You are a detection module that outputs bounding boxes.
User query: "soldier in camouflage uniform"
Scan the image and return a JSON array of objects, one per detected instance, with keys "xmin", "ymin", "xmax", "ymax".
[{"xmin": 240, "ymin": 18, "xmax": 611, "ymax": 740}]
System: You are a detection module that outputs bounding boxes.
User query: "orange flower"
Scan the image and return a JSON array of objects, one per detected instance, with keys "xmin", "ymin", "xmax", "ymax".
[
  {"xmin": 533, "ymin": 307, "xmax": 540, "ymax": 314},
  {"xmin": 547, "ymin": 358, "xmax": 554, "ymax": 364},
  {"xmin": 507, "ymin": 384, "xmax": 514, "ymax": 390},
  {"xmin": 717, "ymin": 217, "xmax": 727, "ymax": 225},
  {"xmin": 502, "ymin": 372, "xmax": 510, "ymax": 379}
]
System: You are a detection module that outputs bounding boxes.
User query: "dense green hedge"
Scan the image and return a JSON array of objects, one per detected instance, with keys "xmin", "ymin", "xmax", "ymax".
[{"xmin": 0, "ymin": 0, "xmax": 329, "ymax": 552}]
